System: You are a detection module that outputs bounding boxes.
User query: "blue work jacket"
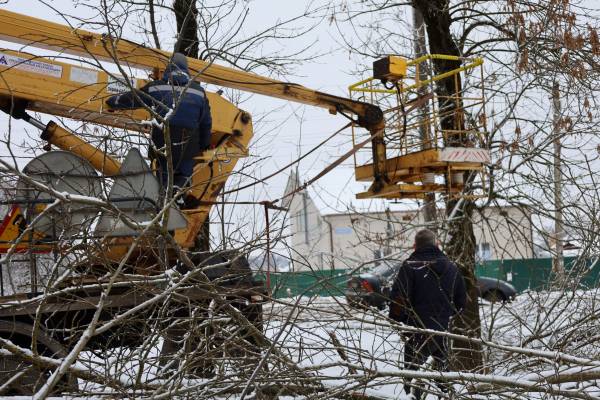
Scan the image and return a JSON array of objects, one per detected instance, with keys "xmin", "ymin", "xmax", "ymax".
[{"xmin": 106, "ymin": 60, "xmax": 212, "ymax": 160}]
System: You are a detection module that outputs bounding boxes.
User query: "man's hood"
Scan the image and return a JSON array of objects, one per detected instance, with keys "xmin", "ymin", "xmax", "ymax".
[{"xmin": 163, "ymin": 52, "xmax": 190, "ymax": 85}]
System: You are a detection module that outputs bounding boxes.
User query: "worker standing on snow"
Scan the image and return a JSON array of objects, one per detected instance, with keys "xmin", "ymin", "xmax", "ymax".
[
  {"xmin": 106, "ymin": 52, "xmax": 212, "ymax": 200},
  {"xmin": 389, "ymin": 228, "xmax": 466, "ymax": 396}
]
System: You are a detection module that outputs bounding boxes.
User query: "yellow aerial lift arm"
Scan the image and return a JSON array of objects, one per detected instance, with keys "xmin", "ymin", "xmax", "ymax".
[
  {"xmin": 0, "ymin": 9, "xmax": 384, "ymax": 127},
  {"xmin": 0, "ymin": 48, "xmax": 254, "ymax": 256}
]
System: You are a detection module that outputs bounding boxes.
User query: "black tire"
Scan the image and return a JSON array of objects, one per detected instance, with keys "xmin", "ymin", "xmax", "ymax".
[
  {"xmin": 243, "ymin": 302, "xmax": 264, "ymax": 339},
  {"xmin": 483, "ymin": 289, "xmax": 506, "ymax": 303},
  {"xmin": 226, "ymin": 301, "xmax": 264, "ymax": 358},
  {"xmin": 0, "ymin": 320, "xmax": 77, "ymax": 395},
  {"xmin": 159, "ymin": 301, "xmax": 217, "ymax": 379},
  {"xmin": 376, "ymin": 298, "xmax": 389, "ymax": 311}
]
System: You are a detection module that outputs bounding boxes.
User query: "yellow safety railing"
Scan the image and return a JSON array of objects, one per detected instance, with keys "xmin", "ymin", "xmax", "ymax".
[
  {"xmin": 348, "ymin": 53, "xmax": 488, "ymax": 179},
  {"xmin": 348, "ymin": 54, "xmax": 483, "ymax": 95},
  {"xmin": 347, "ymin": 54, "xmax": 490, "ymax": 200}
]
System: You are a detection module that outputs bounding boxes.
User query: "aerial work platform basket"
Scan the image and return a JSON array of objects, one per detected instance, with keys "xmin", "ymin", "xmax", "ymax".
[{"xmin": 349, "ymin": 54, "xmax": 490, "ymax": 200}]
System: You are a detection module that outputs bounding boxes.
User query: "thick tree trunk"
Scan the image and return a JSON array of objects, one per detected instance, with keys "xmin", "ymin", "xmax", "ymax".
[
  {"xmin": 412, "ymin": 0, "xmax": 484, "ymax": 371},
  {"xmin": 412, "ymin": 7, "xmax": 438, "ymax": 227},
  {"xmin": 173, "ymin": 0, "xmax": 199, "ymax": 58},
  {"xmin": 444, "ymin": 200, "xmax": 482, "ymax": 371}
]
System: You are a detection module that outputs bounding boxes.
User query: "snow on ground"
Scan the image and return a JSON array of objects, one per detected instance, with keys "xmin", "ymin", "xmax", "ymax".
[
  {"xmin": 265, "ymin": 296, "xmax": 408, "ymax": 398},
  {"xmin": 262, "ymin": 291, "xmax": 600, "ymax": 399},
  {"xmin": 7, "ymin": 290, "xmax": 600, "ymax": 399},
  {"xmin": 478, "ymin": 288, "xmax": 600, "ymax": 397}
]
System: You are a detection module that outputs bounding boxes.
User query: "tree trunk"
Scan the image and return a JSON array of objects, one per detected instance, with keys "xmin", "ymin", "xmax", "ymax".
[
  {"xmin": 551, "ymin": 81, "xmax": 565, "ymax": 282},
  {"xmin": 173, "ymin": 0, "xmax": 199, "ymax": 58},
  {"xmin": 412, "ymin": 6, "xmax": 437, "ymax": 227},
  {"xmin": 412, "ymin": 0, "xmax": 484, "ymax": 371}
]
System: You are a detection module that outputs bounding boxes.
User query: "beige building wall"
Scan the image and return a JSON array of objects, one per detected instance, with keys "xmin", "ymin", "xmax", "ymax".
[
  {"xmin": 283, "ymin": 173, "xmax": 534, "ymax": 271},
  {"xmin": 472, "ymin": 206, "xmax": 534, "ymax": 260},
  {"xmin": 322, "ymin": 210, "xmax": 422, "ymax": 269}
]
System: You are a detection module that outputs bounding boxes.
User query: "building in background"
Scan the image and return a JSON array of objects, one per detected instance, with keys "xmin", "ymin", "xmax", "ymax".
[{"xmin": 283, "ymin": 172, "xmax": 534, "ymax": 272}]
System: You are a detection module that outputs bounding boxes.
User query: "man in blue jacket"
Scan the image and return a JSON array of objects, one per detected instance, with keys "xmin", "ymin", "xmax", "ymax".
[
  {"xmin": 106, "ymin": 52, "xmax": 212, "ymax": 197},
  {"xmin": 389, "ymin": 229, "xmax": 466, "ymax": 395}
]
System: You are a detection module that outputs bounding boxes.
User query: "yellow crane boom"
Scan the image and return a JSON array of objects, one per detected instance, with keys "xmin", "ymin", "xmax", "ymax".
[
  {"xmin": 0, "ymin": 48, "xmax": 253, "ymax": 257},
  {"xmin": 0, "ymin": 9, "xmax": 385, "ymax": 131}
]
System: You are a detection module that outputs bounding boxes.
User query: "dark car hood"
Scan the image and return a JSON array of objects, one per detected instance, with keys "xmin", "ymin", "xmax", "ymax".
[{"xmin": 478, "ymin": 276, "xmax": 516, "ymax": 293}]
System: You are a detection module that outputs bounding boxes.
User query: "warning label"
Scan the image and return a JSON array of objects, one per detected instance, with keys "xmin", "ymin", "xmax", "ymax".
[
  {"xmin": 439, "ymin": 147, "xmax": 491, "ymax": 164},
  {"xmin": 0, "ymin": 52, "xmax": 63, "ymax": 79},
  {"xmin": 70, "ymin": 66, "xmax": 98, "ymax": 85},
  {"xmin": 107, "ymin": 75, "xmax": 136, "ymax": 94}
]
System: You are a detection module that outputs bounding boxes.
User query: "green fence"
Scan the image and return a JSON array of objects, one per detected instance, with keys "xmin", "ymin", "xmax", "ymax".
[
  {"xmin": 257, "ymin": 269, "xmax": 350, "ymax": 299},
  {"xmin": 258, "ymin": 256, "xmax": 600, "ymax": 298},
  {"xmin": 476, "ymin": 256, "xmax": 600, "ymax": 293}
]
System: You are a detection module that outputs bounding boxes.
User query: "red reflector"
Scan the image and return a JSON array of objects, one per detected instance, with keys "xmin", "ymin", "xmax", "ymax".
[{"xmin": 361, "ymin": 280, "xmax": 374, "ymax": 292}]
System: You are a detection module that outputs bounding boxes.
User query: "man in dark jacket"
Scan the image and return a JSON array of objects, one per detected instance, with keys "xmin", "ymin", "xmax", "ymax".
[
  {"xmin": 106, "ymin": 52, "xmax": 212, "ymax": 193},
  {"xmin": 389, "ymin": 229, "xmax": 466, "ymax": 394}
]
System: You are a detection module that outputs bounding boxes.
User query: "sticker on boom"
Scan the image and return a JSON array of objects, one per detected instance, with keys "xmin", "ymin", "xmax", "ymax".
[
  {"xmin": 107, "ymin": 75, "xmax": 136, "ymax": 94},
  {"xmin": 0, "ymin": 52, "xmax": 63, "ymax": 78},
  {"xmin": 439, "ymin": 148, "xmax": 491, "ymax": 164},
  {"xmin": 70, "ymin": 66, "xmax": 98, "ymax": 85}
]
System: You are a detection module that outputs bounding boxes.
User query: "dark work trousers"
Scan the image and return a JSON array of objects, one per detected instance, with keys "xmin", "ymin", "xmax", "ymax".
[
  {"xmin": 153, "ymin": 126, "xmax": 205, "ymax": 191},
  {"xmin": 403, "ymin": 333, "xmax": 449, "ymax": 395},
  {"xmin": 157, "ymin": 156, "xmax": 194, "ymax": 190}
]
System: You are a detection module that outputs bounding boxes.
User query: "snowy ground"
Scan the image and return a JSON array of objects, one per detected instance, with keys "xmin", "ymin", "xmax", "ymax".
[
  {"xmin": 6, "ymin": 289, "xmax": 600, "ymax": 399},
  {"xmin": 265, "ymin": 296, "xmax": 408, "ymax": 398},
  {"xmin": 261, "ymin": 291, "xmax": 600, "ymax": 399}
]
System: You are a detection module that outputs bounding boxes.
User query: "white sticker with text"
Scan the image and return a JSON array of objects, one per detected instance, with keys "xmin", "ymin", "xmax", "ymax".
[
  {"xmin": 70, "ymin": 66, "xmax": 98, "ymax": 85},
  {"xmin": 107, "ymin": 75, "xmax": 136, "ymax": 94},
  {"xmin": 0, "ymin": 52, "xmax": 63, "ymax": 78},
  {"xmin": 439, "ymin": 147, "xmax": 491, "ymax": 164}
]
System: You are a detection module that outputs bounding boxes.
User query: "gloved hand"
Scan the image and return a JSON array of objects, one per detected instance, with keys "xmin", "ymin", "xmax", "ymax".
[{"xmin": 105, "ymin": 96, "xmax": 118, "ymax": 111}]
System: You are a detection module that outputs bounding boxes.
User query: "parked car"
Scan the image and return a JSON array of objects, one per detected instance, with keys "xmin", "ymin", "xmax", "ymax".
[
  {"xmin": 346, "ymin": 260, "xmax": 516, "ymax": 309},
  {"xmin": 476, "ymin": 276, "xmax": 517, "ymax": 302}
]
